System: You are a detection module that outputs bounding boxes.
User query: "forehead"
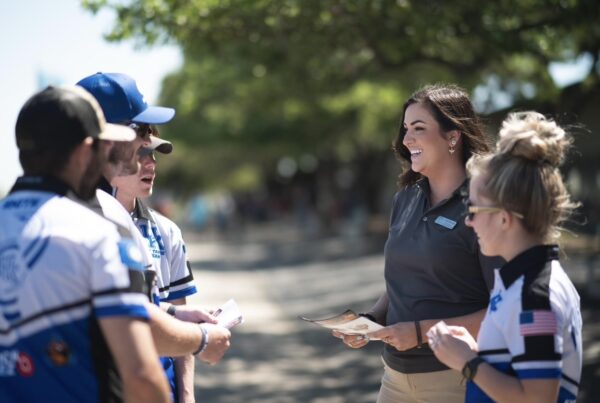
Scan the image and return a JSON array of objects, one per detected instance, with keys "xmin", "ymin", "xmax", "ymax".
[{"xmin": 404, "ymin": 102, "xmax": 435, "ymax": 124}]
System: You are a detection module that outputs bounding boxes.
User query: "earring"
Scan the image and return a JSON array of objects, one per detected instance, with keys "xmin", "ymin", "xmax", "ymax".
[{"xmin": 449, "ymin": 139, "xmax": 457, "ymax": 155}]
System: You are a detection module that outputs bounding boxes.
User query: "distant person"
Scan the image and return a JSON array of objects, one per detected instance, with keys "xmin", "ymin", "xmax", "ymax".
[
  {"xmin": 0, "ymin": 85, "xmax": 169, "ymax": 402},
  {"xmin": 333, "ymin": 84, "xmax": 501, "ymax": 403},
  {"xmin": 427, "ymin": 111, "xmax": 582, "ymax": 402},
  {"xmin": 77, "ymin": 72, "xmax": 228, "ymax": 403}
]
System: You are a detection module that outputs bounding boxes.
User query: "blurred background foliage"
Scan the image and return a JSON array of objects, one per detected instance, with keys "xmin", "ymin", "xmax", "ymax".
[{"xmin": 82, "ymin": 0, "xmax": 600, "ymax": 234}]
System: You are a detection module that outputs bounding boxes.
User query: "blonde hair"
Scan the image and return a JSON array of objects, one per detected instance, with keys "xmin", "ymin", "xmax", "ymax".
[{"xmin": 467, "ymin": 111, "xmax": 577, "ymax": 242}]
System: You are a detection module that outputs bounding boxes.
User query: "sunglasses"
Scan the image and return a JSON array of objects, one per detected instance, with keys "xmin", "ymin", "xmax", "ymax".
[
  {"xmin": 126, "ymin": 123, "xmax": 153, "ymax": 138},
  {"xmin": 137, "ymin": 147, "xmax": 155, "ymax": 158},
  {"xmin": 463, "ymin": 198, "xmax": 524, "ymax": 221}
]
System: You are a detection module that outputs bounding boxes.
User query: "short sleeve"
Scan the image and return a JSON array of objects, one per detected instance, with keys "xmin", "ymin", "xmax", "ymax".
[{"xmin": 90, "ymin": 233, "xmax": 149, "ymax": 320}]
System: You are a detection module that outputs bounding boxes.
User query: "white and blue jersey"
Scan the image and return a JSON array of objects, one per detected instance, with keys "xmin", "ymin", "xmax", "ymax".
[
  {"xmin": 0, "ymin": 176, "xmax": 149, "ymax": 402},
  {"xmin": 467, "ymin": 245, "xmax": 582, "ymax": 402},
  {"xmin": 131, "ymin": 199, "xmax": 197, "ymax": 304}
]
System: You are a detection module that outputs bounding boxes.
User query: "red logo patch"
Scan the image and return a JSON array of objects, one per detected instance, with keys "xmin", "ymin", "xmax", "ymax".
[{"xmin": 16, "ymin": 352, "xmax": 34, "ymax": 377}]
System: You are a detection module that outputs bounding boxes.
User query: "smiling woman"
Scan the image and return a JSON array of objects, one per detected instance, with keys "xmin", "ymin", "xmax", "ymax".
[{"xmin": 332, "ymin": 84, "xmax": 502, "ymax": 403}]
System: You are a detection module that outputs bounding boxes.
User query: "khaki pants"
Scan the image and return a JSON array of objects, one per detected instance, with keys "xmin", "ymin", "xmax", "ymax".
[{"xmin": 376, "ymin": 359, "xmax": 465, "ymax": 403}]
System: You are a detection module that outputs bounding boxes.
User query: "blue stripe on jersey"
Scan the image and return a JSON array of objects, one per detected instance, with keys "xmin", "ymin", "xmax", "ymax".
[
  {"xmin": 23, "ymin": 236, "xmax": 41, "ymax": 257},
  {"xmin": 95, "ymin": 304, "xmax": 148, "ymax": 320},
  {"xmin": 0, "ymin": 318, "xmax": 100, "ymax": 403},
  {"xmin": 516, "ymin": 368, "xmax": 561, "ymax": 379},
  {"xmin": 161, "ymin": 286, "xmax": 197, "ymax": 302},
  {"xmin": 26, "ymin": 236, "xmax": 50, "ymax": 268},
  {"xmin": 558, "ymin": 386, "xmax": 577, "ymax": 402},
  {"xmin": 0, "ymin": 297, "xmax": 18, "ymax": 306}
]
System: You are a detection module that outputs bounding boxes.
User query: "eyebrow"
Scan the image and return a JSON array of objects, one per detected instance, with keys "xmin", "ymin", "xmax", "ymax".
[{"xmin": 404, "ymin": 119, "xmax": 427, "ymax": 127}]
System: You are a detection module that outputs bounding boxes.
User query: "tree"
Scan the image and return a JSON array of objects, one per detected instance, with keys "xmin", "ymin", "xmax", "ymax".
[{"xmin": 82, "ymin": 0, "xmax": 600, "ymax": 207}]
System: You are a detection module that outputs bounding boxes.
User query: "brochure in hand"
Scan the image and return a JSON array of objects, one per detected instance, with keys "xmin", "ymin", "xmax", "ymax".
[
  {"xmin": 213, "ymin": 299, "xmax": 244, "ymax": 329},
  {"xmin": 300, "ymin": 309, "xmax": 383, "ymax": 337}
]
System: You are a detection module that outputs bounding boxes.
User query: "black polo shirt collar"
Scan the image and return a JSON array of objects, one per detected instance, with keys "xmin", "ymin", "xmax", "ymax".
[
  {"xmin": 415, "ymin": 177, "xmax": 468, "ymax": 214},
  {"xmin": 499, "ymin": 244, "xmax": 560, "ymax": 288},
  {"xmin": 10, "ymin": 175, "xmax": 72, "ymax": 196},
  {"xmin": 131, "ymin": 197, "xmax": 155, "ymax": 223}
]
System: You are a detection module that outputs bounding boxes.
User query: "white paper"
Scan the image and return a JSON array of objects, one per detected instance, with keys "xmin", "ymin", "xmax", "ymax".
[
  {"xmin": 300, "ymin": 310, "xmax": 383, "ymax": 336},
  {"xmin": 213, "ymin": 298, "xmax": 244, "ymax": 329}
]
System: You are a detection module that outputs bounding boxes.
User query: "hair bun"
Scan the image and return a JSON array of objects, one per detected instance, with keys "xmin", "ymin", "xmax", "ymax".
[{"xmin": 497, "ymin": 111, "xmax": 571, "ymax": 167}]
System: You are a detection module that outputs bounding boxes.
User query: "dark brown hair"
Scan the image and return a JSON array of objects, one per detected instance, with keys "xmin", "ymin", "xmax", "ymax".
[{"xmin": 392, "ymin": 84, "xmax": 491, "ymax": 186}]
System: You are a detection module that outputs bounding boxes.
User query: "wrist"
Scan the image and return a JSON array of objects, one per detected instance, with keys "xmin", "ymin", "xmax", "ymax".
[
  {"xmin": 461, "ymin": 356, "xmax": 485, "ymax": 381},
  {"xmin": 167, "ymin": 304, "xmax": 177, "ymax": 317},
  {"xmin": 414, "ymin": 320, "xmax": 424, "ymax": 349},
  {"xmin": 193, "ymin": 325, "xmax": 209, "ymax": 355}
]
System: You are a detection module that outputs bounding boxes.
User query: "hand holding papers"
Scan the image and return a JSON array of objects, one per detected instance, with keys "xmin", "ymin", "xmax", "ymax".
[
  {"xmin": 213, "ymin": 299, "xmax": 244, "ymax": 329},
  {"xmin": 300, "ymin": 309, "xmax": 383, "ymax": 338}
]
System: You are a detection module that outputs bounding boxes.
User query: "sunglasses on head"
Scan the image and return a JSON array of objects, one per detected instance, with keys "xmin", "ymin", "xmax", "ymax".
[{"xmin": 463, "ymin": 198, "xmax": 524, "ymax": 221}]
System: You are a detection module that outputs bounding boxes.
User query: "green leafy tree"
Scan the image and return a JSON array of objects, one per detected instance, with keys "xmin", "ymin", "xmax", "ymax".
[{"xmin": 83, "ymin": 0, "xmax": 600, "ymax": 208}]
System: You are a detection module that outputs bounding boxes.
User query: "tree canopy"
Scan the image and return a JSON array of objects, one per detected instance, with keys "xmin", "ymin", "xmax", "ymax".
[{"xmin": 82, "ymin": 0, "xmax": 600, "ymax": 193}]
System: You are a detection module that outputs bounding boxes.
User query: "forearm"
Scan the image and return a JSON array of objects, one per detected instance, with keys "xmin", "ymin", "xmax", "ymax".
[
  {"xmin": 146, "ymin": 303, "xmax": 203, "ymax": 356},
  {"xmin": 419, "ymin": 308, "xmax": 486, "ymax": 339},
  {"xmin": 473, "ymin": 364, "xmax": 559, "ymax": 403},
  {"xmin": 367, "ymin": 292, "xmax": 389, "ymax": 324},
  {"xmin": 175, "ymin": 355, "xmax": 195, "ymax": 403}
]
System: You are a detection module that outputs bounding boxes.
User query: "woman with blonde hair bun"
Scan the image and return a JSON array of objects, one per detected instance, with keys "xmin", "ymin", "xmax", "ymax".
[{"xmin": 427, "ymin": 111, "xmax": 582, "ymax": 403}]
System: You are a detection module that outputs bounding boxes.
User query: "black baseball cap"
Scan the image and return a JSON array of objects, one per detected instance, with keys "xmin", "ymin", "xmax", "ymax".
[{"xmin": 16, "ymin": 85, "xmax": 135, "ymax": 152}]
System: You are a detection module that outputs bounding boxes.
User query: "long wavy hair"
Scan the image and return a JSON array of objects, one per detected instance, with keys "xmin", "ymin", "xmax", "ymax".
[{"xmin": 392, "ymin": 84, "xmax": 491, "ymax": 187}]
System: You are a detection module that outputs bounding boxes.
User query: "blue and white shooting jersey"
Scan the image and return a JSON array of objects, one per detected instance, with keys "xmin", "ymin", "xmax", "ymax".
[
  {"xmin": 468, "ymin": 245, "xmax": 582, "ymax": 403},
  {"xmin": 131, "ymin": 199, "xmax": 197, "ymax": 304},
  {"xmin": 0, "ymin": 176, "xmax": 149, "ymax": 402}
]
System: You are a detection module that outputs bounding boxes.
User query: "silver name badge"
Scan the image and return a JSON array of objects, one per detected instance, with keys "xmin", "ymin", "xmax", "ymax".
[{"xmin": 435, "ymin": 216, "xmax": 457, "ymax": 229}]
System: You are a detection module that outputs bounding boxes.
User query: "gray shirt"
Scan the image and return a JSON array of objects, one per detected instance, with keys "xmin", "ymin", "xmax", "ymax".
[{"xmin": 382, "ymin": 178, "xmax": 501, "ymax": 373}]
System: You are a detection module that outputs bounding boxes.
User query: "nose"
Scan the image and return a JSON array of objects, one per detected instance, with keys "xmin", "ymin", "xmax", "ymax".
[{"xmin": 402, "ymin": 128, "xmax": 413, "ymax": 146}]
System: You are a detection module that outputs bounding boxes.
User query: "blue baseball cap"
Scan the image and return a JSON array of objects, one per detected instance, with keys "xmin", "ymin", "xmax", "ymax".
[{"xmin": 76, "ymin": 72, "xmax": 175, "ymax": 124}]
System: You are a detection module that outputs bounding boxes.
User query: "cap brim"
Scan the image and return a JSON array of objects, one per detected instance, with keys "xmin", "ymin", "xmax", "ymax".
[
  {"xmin": 98, "ymin": 123, "xmax": 136, "ymax": 142},
  {"xmin": 132, "ymin": 106, "xmax": 176, "ymax": 124},
  {"xmin": 148, "ymin": 135, "xmax": 173, "ymax": 154}
]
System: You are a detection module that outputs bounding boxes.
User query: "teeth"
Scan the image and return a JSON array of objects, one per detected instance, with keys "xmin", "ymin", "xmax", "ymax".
[{"xmin": 410, "ymin": 149, "xmax": 422, "ymax": 155}]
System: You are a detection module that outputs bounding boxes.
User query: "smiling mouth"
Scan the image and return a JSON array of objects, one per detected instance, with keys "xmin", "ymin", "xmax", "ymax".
[
  {"xmin": 410, "ymin": 149, "xmax": 422, "ymax": 158},
  {"xmin": 141, "ymin": 176, "xmax": 154, "ymax": 184}
]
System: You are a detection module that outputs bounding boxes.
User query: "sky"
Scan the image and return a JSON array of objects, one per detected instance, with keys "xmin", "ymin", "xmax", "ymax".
[{"xmin": 0, "ymin": 1, "xmax": 182, "ymax": 194}]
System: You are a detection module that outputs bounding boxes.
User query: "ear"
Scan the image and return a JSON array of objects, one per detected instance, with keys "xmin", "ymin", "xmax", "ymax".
[
  {"xmin": 446, "ymin": 129, "xmax": 461, "ymax": 145},
  {"xmin": 499, "ymin": 210, "xmax": 512, "ymax": 230}
]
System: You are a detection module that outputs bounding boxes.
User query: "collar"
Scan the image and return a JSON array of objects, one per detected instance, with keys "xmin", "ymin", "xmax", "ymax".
[
  {"xmin": 499, "ymin": 244, "xmax": 559, "ymax": 288},
  {"xmin": 9, "ymin": 175, "xmax": 72, "ymax": 196},
  {"xmin": 131, "ymin": 197, "xmax": 155, "ymax": 222},
  {"xmin": 416, "ymin": 177, "xmax": 469, "ymax": 211},
  {"xmin": 96, "ymin": 176, "xmax": 114, "ymax": 196}
]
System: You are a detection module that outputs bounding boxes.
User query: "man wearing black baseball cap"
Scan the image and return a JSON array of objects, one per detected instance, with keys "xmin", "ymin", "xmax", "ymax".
[{"xmin": 1, "ymin": 85, "xmax": 170, "ymax": 402}]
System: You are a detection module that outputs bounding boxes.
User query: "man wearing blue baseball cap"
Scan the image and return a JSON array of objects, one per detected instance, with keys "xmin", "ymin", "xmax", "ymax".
[{"xmin": 77, "ymin": 73, "xmax": 231, "ymax": 403}]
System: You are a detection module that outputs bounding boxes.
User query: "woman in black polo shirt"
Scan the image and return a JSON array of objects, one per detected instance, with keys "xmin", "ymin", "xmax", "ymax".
[{"xmin": 333, "ymin": 84, "xmax": 499, "ymax": 402}]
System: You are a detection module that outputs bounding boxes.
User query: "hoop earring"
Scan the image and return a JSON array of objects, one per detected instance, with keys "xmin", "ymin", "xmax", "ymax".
[{"xmin": 449, "ymin": 139, "xmax": 457, "ymax": 155}]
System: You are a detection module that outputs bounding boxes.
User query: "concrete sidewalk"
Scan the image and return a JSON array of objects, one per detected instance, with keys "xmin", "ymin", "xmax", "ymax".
[{"xmin": 185, "ymin": 224, "xmax": 600, "ymax": 402}]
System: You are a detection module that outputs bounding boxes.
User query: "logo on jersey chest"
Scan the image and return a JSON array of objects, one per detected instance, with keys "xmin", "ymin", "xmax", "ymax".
[
  {"xmin": 139, "ymin": 223, "xmax": 166, "ymax": 259},
  {"xmin": 0, "ymin": 350, "xmax": 35, "ymax": 377},
  {"xmin": 490, "ymin": 292, "xmax": 503, "ymax": 312}
]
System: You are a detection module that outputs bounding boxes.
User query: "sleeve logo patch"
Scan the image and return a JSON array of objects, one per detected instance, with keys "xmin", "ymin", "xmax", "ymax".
[
  {"xmin": 519, "ymin": 310, "xmax": 557, "ymax": 336},
  {"xmin": 117, "ymin": 239, "xmax": 144, "ymax": 271}
]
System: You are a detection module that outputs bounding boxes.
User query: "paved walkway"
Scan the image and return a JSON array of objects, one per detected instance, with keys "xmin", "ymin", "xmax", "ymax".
[{"xmin": 184, "ymin": 224, "xmax": 600, "ymax": 402}]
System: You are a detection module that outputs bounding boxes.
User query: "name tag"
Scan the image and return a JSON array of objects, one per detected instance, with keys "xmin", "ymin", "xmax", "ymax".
[{"xmin": 435, "ymin": 216, "xmax": 457, "ymax": 229}]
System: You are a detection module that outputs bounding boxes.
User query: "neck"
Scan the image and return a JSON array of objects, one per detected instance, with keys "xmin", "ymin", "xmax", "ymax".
[
  {"xmin": 426, "ymin": 163, "xmax": 466, "ymax": 206},
  {"xmin": 500, "ymin": 230, "xmax": 543, "ymax": 262},
  {"xmin": 114, "ymin": 188, "xmax": 137, "ymax": 213},
  {"xmin": 102, "ymin": 163, "xmax": 119, "ymax": 183}
]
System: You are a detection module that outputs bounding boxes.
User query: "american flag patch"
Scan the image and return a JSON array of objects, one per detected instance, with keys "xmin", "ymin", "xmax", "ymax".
[{"xmin": 519, "ymin": 310, "xmax": 557, "ymax": 336}]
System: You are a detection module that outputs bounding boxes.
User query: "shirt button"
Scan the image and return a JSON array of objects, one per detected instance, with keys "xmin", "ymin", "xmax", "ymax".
[{"xmin": 422, "ymin": 217, "xmax": 428, "ymax": 222}]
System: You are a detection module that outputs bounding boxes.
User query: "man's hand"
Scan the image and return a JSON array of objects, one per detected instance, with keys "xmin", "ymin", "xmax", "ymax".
[
  {"xmin": 173, "ymin": 304, "xmax": 218, "ymax": 324},
  {"xmin": 196, "ymin": 324, "xmax": 231, "ymax": 365}
]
